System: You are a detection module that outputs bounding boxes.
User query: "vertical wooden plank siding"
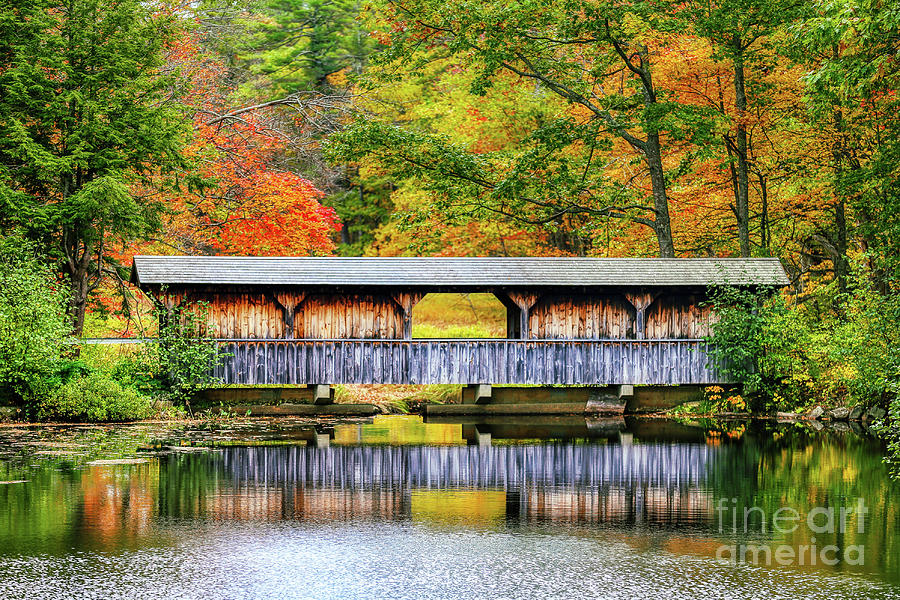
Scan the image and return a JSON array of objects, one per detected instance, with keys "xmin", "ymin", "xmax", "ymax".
[
  {"xmin": 526, "ymin": 292, "xmax": 714, "ymax": 340},
  {"xmin": 164, "ymin": 290, "xmax": 406, "ymax": 340},
  {"xmin": 528, "ymin": 294, "xmax": 636, "ymax": 339},
  {"xmin": 165, "ymin": 285, "xmax": 731, "ymax": 387},
  {"xmin": 212, "ymin": 339, "xmax": 729, "ymax": 385},
  {"xmin": 164, "ymin": 288, "xmax": 717, "ymax": 343}
]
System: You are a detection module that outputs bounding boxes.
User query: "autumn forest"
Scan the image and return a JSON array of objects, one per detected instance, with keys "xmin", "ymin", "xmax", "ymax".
[{"xmin": 0, "ymin": 0, "xmax": 898, "ymax": 429}]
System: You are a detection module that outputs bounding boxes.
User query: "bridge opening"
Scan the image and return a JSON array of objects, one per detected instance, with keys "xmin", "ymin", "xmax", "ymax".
[{"xmin": 411, "ymin": 293, "xmax": 507, "ymax": 339}]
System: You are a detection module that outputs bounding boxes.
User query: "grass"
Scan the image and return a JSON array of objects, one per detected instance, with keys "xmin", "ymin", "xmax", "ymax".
[
  {"xmin": 334, "ymin": 384, "xmax": 461, "ymax": 412},
  {"xmin": 412, "ymin": 293, "xmax": 506, "ymax": 338},
  {"xmin": 81, "ymin": 305, "xmax": 157, "ymax": 338},
  {"xmin": 77, "ymin": 342, "xmax": 147, "ymax": 370},
  {"xmin": 412, "ymin": 323, "xmax": 500, "ymax": 338}
]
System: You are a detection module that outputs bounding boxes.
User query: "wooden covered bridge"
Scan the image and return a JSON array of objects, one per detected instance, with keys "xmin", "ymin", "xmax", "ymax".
[{"xmin": 130, "ymin": 256, "xmax": 787, "ymax": 387}]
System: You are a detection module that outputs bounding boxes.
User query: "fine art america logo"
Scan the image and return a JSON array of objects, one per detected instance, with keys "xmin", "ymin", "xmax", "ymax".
[{"xmin": 715, "ymin": 498, "xmax": 868, "ymax": 567}]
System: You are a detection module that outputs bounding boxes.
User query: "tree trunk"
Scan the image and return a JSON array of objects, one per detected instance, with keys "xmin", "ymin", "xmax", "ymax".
[
  {"xmin": 758, "ymin": 172, "xmax": 770, "ymax": 255},
  {"xmin": 645, "ymin": 133, "xmax": 676, "ymax": 258},
  {"xmin": 833, "ymin": 197, "xmax": 849, "ymax": 295},
  {"xmin": 69, "ymin": 277, "xmax": 88, "ymax": 338},
  {"xmin": 61, "ymin": 233, "xmax": 93, "ymax": 338},
  {"xmin": 732, "ymin": 37, "xmax": 751, "ymax": 257},
  {"xmin": 830, "ymin": 106, "xmax": 854, "ymax": 296},
  {"xmin": 65, "ymin": 261, "xmax": 90, "ymax": 338}
]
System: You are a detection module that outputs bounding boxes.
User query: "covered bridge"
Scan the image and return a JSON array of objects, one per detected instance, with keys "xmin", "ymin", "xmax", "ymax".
[{"xmin": 130, "ymin": 256, "xmax": 788, "ymax": 386}]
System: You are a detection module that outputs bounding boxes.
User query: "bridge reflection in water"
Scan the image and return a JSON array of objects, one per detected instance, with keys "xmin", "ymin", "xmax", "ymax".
[{"xmin": 182, "ymin": 434, "xmax": 723, "ymax": 528}]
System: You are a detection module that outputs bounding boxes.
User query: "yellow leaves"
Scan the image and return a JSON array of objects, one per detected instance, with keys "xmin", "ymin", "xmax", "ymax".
[
  {"xmin": 620, "ymin": 13, "xmax": 653, "ymax": 44},
  {"xmin": 326, "ymin": 67, "xmax": 351, "ymax": 89},
  {"xmin": 725, "ymin": 395, "xmax": 747, "ymax": 411},
  {"xmin": 704, "ymin": 385, "xmax": 746, "ymax": 412},
  {"xmin": 705, "ymin": 385, "xmax": 724, "ymax": 402}
]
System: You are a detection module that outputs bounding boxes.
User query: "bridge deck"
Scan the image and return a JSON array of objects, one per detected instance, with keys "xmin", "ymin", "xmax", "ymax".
[{"xmin": 213, "ymin": 338, "xmax": 726, "ymax": 385}]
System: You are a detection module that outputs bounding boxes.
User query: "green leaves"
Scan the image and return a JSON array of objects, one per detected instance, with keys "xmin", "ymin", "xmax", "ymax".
[
  {"xmin": 706, "ymin": 285, "xmax": 813, "ymax": 411},
  {"xmin": 0, "ymin": 235, "xmax": 73, "ymax": 401},
  {"xmin": 229, "ymin": 0, "xmax": 376, "ymax": 95},
  {"xmin": 793, "ymin": 0, "xmax": 900, "ymax": 283},
  {"xmin": 0, "ymin": 0, "xmax": 192, "ymax": 333},
  {"xmin": 155, "ymin": 302, "xmax": 224, "ymax": 402},
  {"xmin": 63, "ymin": 175, "xmax": 157, "ymax": 245},
  {"xmin": 327, "ymin": 113, "xmax": 625, "ymax": 230},
  {"xmin": 333, "ymin": 0, "xmax": 742, "ymax": 255}
]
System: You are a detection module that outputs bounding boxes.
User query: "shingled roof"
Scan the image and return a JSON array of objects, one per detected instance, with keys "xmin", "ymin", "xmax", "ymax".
[{"xmin": 130, "ymin": 256, "xmax": 789, "ymax": 288}]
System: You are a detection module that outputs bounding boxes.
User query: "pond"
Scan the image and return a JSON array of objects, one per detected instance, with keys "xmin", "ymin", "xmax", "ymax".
[{"xmin": 0, "ymin": 415, "xmax": 898, "ymax": 599}]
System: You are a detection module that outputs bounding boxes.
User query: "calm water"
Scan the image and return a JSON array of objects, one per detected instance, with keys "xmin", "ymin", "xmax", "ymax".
[{"xmin": 0, "ymin": 415, "xmax": 898, "ymax": 599}]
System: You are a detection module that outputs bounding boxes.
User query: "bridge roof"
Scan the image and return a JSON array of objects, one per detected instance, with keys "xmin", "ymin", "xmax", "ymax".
[{"xmin": 130, "ymin": 256, "xmax": 789, "ymax": 288}]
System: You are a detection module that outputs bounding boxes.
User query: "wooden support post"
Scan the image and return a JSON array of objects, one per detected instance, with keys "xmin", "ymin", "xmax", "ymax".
[
  {"xmin": 494, "ymin": 293, "xmax": 521, "ymax": 338},
  {"xmin": 505, "ymin": 292, "xmax": 541, "ymax": 339},
  {"xmin": 623, "ymin": 291, "xmax": 660, "ymax": 339},
  {"xmin": 272, "ymin": 292, "xmax": 307, "ymax": 339},
  {"xmin": 391, "ymin": 292, "xmax": 426, "ymax": 339},
  {"xmin": 313, "ymin": 384, "xmax": 333, "ymax": 405}
]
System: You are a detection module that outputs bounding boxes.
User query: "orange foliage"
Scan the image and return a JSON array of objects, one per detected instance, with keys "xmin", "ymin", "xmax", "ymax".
[{"xmin": 161, "ymin": 32, "xmax": 341, "ymax": 257}]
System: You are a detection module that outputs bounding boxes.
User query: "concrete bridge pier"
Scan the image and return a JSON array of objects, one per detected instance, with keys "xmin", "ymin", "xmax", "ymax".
[
  {"xmin": 308, "ymin": 428, "xmax": 332, "ymax": 448},
  {"xmin": 425, "ymin": 384, "xmax": 706, "ymax": 416},
  {"xmin": 474, "ymin": 384, "xmax": 492, "ymax": 404},
  {"xmin": 474, "ymin": 425, "xmax": 491, "ymax": 447},
  {"xmin": 432, "ymin": 385, "xmax": 632, "ymax": 416},
  {"xmin": 312, "ymin": 384, "xmax": 333, "ymax": 405}
]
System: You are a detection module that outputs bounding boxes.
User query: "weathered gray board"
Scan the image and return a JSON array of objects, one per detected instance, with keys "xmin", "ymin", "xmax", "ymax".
[
  {"xmin": 212, "ymin": 338, "xmax": 727, "ymax": 385},
  {"xmin": 219, "ymin": 443, "xmax": 717, "ymax": 489}
]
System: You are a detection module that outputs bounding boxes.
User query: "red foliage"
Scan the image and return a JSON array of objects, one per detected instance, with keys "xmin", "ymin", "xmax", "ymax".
[{"xmin": 162, "ymin": 33, "xmax": 341, "ymax": 256}]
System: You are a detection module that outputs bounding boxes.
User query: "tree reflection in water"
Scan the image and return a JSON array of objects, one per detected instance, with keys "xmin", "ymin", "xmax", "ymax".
[{"xmin": 0, "ymin": 416, "xmax": 898, "ymax": 589}]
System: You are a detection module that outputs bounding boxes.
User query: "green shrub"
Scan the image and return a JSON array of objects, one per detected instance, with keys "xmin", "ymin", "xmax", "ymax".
[
  {"xmin": 69, "ymin": 302, "xmax": 223, "ymax": 409},
  {"xmin": 830, "ymin": 281, "xmax": 900, "ymax": 476},
  {"xmin": 0, "ymin": 235, "xmax": 73, "ymax": 402},
  {"xmin": 154, "ymin": 302, "xmax": 223, "ymax": 401},
  {"xmin": 38, "ymin": 371, "xmax": 153, "ymax": 422},
  {"xmin": 836, "ymin": 285, "xmax": 900, "ymax": 403},
  {"xmin": 706, "ymin": 286, "xmax": 813, "ymax": 412},
  {"xmin": 707, "ymin": 269, "xmax": 900, "ymax": 419},
  {"xmin": 108, "ymin": 346, "xmax": 166, "ymax": 395}
]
